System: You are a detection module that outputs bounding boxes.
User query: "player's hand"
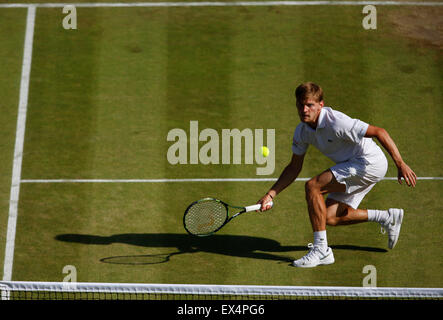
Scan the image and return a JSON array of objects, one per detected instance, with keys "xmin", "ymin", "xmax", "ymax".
[
  {"xmin": 397, "ymin": 162, "xmax": 417, "ymax": 187},
  {"xmin": 256, "ymin": 193, "xmax": 274, "ymax": 212}
]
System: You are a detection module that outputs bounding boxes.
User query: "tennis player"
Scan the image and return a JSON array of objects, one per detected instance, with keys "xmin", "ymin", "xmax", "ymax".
[{"xmin": 257, "ymin": 82, "xmax": 417, "ymax": 268}]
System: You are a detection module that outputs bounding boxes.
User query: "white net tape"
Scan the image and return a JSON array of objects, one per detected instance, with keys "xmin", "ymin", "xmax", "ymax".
[{"xmin": 1, "ymin": 281, "xmax": 442, "ymax": 300}]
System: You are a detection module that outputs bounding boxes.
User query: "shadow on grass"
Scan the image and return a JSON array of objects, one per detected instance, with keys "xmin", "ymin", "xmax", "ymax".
[{"xmin": 55, "ymin": 233, "xmax": 386, "ymax": 265}]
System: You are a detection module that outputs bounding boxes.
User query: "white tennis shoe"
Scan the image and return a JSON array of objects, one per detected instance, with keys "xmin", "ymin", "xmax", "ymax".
[
  {"xmin": 381, "ymin": 208, "xmax": 404, "ymax": 249},
  {"xmin": 292, "ymin": 244, "xmax": 335, "ymax": 268}
]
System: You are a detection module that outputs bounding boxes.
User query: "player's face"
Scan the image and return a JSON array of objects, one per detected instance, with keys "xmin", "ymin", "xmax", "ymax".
[{"xmin": 296, "ymin": 98, "xmax": 324, "ymax": 128}]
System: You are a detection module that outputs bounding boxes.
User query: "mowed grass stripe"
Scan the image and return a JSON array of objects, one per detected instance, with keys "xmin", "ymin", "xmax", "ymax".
[
  {"xmin": 22, "ymin": 8, "xmax": 99, "ymax": 179},
  {"xmin": 86, "ymin": 8, "xmax": 169, "ymax": 179},
  {"xmin": 164, "ymin": 7, "xmax": 235, "ymax": 176},
  {"xmin": 164, "ymin": 7, "xmax": 237, "ymax": 282}
]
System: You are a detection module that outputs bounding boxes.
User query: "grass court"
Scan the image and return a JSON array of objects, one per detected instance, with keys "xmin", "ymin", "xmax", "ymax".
[{"xmin": 0, "ymin": 1, "xmax": 442, "ymax": 289}]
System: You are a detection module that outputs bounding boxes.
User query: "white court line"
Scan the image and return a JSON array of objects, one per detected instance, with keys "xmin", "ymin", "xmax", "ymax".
[
  {"xmin": 3, "ymin": 6, "xmax": 36, "ymax": 282},
  {"xmin": 19, "ymin": 177, "xmax": 443, "ymax": 183},
  {"xmin": 21, "ymin": 178, "xmax": 280, "ymax": 183},
  {"xmin": 0, "ymin": 1, "xmax": 442, "ymax": 8}
]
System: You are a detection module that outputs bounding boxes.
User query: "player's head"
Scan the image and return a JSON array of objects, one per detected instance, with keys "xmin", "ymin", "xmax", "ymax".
[
  {"xmin": 295, "ymin": 82, "xmax": 324, "ymax": 127},
  {"xmin": 295, "ymin": 82, "xmax": 324, "ymax": 104}
]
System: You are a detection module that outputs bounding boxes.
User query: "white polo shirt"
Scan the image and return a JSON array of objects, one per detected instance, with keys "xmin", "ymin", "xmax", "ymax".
[{"xmin": 292, "ymin": 107, "xmax": 383, "ymax": 163}]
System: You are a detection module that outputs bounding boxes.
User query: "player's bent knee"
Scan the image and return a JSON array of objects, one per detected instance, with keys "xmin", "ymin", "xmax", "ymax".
[
  {"xmin": 326, "ymin": 216, "xmax": 339, "ymax": 226},
  {"xmin": 304, "ymin": 178, "xmax": 319, "ymax": 195}
]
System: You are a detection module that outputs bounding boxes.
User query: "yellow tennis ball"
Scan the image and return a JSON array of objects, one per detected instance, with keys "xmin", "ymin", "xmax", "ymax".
[{"xmin": 261, "ymin": 146, "xmax": 269, "ymax": 157}]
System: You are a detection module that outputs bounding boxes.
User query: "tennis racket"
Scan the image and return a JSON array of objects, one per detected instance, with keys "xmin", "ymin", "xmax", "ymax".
[{"xmin": 183, "ymin": 198, "xmax": 273, "ymax": 237}]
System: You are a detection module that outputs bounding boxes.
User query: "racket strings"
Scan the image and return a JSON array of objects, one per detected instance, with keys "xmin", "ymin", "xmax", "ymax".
[{"xmin": 184, "ymin": 200, "xmax": 227, "ymax": 235}]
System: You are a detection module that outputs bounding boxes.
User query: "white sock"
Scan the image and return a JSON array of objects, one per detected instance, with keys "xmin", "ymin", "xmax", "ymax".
[
  {"xmin": 367, "ymin": 209, "xmax": 389, "ymax": 224},
  {"xmin": 313, "ymin": 230, "xmax": 328, "ymax": 250}
]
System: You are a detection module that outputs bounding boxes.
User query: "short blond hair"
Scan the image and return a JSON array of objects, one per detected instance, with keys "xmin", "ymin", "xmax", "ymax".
[{"xmin": 295, "ymin": 82, "xmax": 324, "ymax": 103}]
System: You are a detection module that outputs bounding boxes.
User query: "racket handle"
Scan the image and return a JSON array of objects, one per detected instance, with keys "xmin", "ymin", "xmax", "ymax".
[{"xmin": 245, "ymin": 201, "xmax": 273, "ymax": 212}]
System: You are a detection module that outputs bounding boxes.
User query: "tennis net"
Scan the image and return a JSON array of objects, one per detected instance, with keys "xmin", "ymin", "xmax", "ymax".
[{"xmin": 1, "ymin": 281, "xmax": 442, "ymax": 300}]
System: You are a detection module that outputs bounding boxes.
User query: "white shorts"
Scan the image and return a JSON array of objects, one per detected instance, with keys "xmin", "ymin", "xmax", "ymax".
[{"xmin": 328, "ymin": 153, "xmax": 388, "ymax": 209}]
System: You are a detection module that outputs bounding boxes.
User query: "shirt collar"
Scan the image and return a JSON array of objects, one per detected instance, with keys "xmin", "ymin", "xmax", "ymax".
[{"xmin": 316, "ymin": 107, "xmax": 327, "ymax": 129}]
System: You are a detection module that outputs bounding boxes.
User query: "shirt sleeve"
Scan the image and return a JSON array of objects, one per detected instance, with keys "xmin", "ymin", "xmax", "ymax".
[
  {"xmin": 333, "ymin": 112, "xmax": 369, "ymax": 144},
  {"xmin": 292, "ymin": 125, "xmax": 309, "ymax": 155}
]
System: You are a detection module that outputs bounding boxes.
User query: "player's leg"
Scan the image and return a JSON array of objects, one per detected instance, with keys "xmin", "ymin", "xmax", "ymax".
[
  {"xmin": 292, "ymin": 169, "xmax": 342, "ymax": 268},
  {"xmin": 304, "ymin": 169, "xmax": 346, "ymax": 231},
  {"xmin": 325, "ymin": 199, "xmax": 368, "ymax": 226},
  {"xmin": 325, "ymin": 197, "xmax": 404, "ymax": 249}
]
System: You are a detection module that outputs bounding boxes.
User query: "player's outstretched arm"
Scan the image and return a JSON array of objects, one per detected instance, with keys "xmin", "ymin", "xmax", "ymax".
[
  {"xmin": 257, "ymin": 153, "xmax": 305, "ymax": 211},
  {"xmin": 365, "ymin": 125, "xmax": 417, "ymax": 187}
]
